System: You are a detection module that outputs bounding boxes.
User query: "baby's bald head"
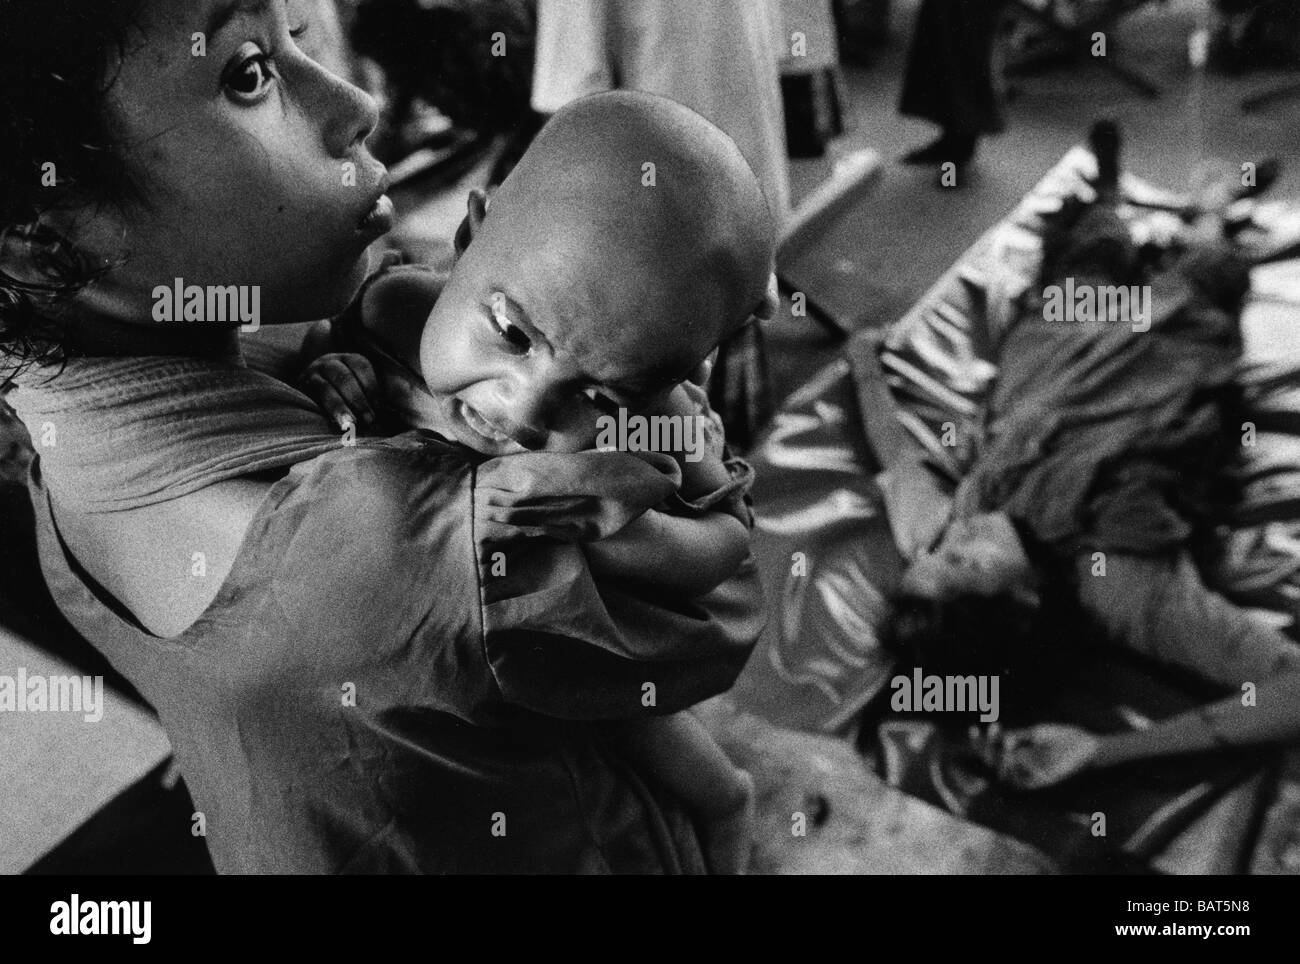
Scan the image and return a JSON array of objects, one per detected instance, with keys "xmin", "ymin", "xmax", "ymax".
[
  {"xmin": 419, "ymin": 91, "xmax": 777, "ymax": 456},
  {"xmin": 475, "ymin": 92, "xmax": 774, "ymax": 351}
]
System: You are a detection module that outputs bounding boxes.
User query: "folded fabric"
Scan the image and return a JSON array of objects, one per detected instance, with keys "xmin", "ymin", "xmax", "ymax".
[{"xmin": 6, "ymin": 355, "xmax": 341, "ymax": 513}]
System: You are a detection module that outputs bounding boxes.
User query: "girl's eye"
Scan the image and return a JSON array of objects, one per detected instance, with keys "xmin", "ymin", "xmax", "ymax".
[
  {"xmin": 581, "ymin": 388, "xmax": 622, "ymax": 416},
  {"xmin": 488, "ymin": 300, "xmax": 531, "ymax": 353},
  {"xmin": 224, "ymin": 48, "xmax": 275, "ymax": 101}
]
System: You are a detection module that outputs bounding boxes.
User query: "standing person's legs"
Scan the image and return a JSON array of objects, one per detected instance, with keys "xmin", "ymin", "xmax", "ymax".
[
  {"xmin": 531, "ymin": 0, "xmax": 614, "ymax": 112},
  {"xmin": 610, "ymin": 0, "xmax": 792, "ymax": 226},
  {"xmin": 533, "ymin": 0, "xmax": 790, "ymax": 225},
  {"xmin": 900, "ymin": 0, "xmax": 1008, "ymax": 167}
]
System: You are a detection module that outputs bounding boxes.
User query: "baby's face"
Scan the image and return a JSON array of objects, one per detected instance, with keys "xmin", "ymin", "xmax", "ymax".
[{"xmin": 417, "ymin": 214, "xmax": 732, "ymax": 456}]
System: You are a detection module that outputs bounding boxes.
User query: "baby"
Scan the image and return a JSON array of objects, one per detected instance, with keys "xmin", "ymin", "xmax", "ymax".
[{"xmin": 299, "ymin": 91, "xmax": 776, "ymax": 873}]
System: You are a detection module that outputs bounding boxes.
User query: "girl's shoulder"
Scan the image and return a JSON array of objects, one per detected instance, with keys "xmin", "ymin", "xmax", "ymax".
[
  {"xmin": 37, "ymin": 430, "xmax": 481, "ymax": 645},
  {"xmin": 258, "ymin": 430, "xmax": 482, "ymax": 558}
]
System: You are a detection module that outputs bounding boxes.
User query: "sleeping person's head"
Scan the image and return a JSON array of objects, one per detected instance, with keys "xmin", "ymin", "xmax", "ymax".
[
  {"xmin": 2, "ymin": 0, "xmax": 390, "ymax": 365},
  {"xmin": 885, "ymin": 511, "xmax": 1044, "ymax": 677},
  {"xmin": 417, "ymin": 90, "xmax": 776, "ymax": 456}
]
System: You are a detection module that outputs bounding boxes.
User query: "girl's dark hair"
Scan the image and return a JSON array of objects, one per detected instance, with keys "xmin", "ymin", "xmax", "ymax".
[
  {"xmin": 881, "ymin": 589, "xmax": 1056, "ymax": 720},
  {"xmin": 0, "ymin": 0, "xmax": 145, "ymax": 371},
  {"xmin": 883, "ymin": 589, "xmax": 1076, "ymax": 727}
]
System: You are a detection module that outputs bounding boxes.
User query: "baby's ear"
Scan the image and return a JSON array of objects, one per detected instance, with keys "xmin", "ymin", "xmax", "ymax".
[
  {"xmin": 452, "ymin": 188, "xmax": 490, "ymax": 258},
  {"xmin": 725, "ymin": 271, "xmax": 779, "ymax": 337},
  {"xmin": 750, "ymin": 272, "xmax": 779, "ymax": 324}
]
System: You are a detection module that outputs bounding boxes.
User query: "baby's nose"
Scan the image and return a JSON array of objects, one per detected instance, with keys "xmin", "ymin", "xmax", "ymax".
[{"xmin": 492, "ymin": 391, "xmax": 552, "ymax": 450}]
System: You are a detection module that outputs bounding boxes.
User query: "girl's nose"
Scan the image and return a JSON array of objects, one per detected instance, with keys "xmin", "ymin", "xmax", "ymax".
[{"xmin": 302, "ymin": 59, "xmax": 380, "ymax": 159}]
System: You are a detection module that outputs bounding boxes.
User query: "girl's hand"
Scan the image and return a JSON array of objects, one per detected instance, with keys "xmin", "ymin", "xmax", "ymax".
[
  {"xmin": 973, "ymin": 723, "xmax": 1102, "ymax": 790},
  {"xmin": 299, "ymin": 352, "xmax": 380, "ymax": 432}
]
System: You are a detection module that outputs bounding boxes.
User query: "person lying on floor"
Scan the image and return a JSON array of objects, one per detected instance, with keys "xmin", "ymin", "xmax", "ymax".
[
  {"xmin": 973, "ymin": 657, "xmax": 1300, "ymax": 787},
  {"xmin": 855, "ymin": 137, "xmax": 1300, "ymax": 695},
  {"xmin": 297, "ymin": 90, "xmax": 776, "ymax": 872}
]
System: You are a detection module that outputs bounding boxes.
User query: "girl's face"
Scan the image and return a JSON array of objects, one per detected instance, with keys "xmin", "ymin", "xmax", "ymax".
[
  {"xmin": 902, "ymin": 512, "xmax": 1037, "ymax": 602},
  {"xmin": 67, "ymin": 0, "xmax": 390, "ymax": 327}
]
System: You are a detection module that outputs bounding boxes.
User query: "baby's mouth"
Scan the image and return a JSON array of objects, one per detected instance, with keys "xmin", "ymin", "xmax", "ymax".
[{"xmin": 456, "ymin": 399, "xmax": 525, "ymax": 453}]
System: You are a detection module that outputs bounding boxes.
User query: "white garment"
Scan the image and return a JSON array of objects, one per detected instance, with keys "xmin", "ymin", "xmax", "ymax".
[{"xmin": 532, "ymin": 0, "xmax": 791, "ymax": 224}]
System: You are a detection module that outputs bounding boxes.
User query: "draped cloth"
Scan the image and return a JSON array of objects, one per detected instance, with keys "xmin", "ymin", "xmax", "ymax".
[
  {"xmin": 6, "ymin": 355, "xmax": 342, "ymax": 513},
  {"xmin": 4, "ymin": 353, "xmax": 763, "ymax": 873}
]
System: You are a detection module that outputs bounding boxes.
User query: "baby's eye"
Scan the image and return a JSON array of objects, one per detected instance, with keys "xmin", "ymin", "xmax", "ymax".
[
  {"xmin": 488, "ymin": 296, "xmax": 531, "ymax": 353},
  {"xmin": 224, "ymin": 47, "xmax": 276, "ymax": 102},
  {"xmin": 580, "ymin": 387, "xmax": 622, "ymax": 416}
]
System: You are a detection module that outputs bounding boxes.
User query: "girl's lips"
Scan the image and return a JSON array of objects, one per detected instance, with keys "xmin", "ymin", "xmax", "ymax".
[{"xmin": 358, "ymin": 194, "xmax": 394, "ymax": 236}]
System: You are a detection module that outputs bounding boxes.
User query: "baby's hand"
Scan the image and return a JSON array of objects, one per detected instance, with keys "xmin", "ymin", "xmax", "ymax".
[
  {"xmin": 475, "ymin": 450, "xmax": 681, "ymax": 544},
  {"xmin": 299, "ymin": 352, "xmax": 380, "ymax": 432}
]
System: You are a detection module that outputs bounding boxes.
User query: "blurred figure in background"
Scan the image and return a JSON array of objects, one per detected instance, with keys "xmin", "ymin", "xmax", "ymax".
[
  {"xmin": 899, "ymin": 0, "xmax": 1009, "ymax": 171},
  {"xmin": 531, "ymin": 0, "xmax": 791, "ymax": 227},
  {"xmin": 350, "ymin": 0, "xmax": 540, "ymax": 184}
]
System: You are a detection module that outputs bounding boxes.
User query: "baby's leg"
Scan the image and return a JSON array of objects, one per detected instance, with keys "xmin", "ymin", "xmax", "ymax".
[{"xmin": 618, "ymin": 712, "xmax": 755, "ymax": 874}]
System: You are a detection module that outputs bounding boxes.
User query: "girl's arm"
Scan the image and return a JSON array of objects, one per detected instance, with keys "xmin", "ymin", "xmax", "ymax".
[
  {"xmin": 992, "ymin": 667, "xmax": 1300, "ymax": 789},
  {"xmin": 994, "ymin": 554, "xmax": 1300, "ymax": 788},
  {"xmin": 847, "ymin": 331, "xmax": 954, "ymax": 560},
  {"xmin": 1074, "ymin": 550, "xmax": 1300, "ymax": 687},
  {"xmin": 1092, "ymin": 667, "xmax": 1300, "ymax": 768}
]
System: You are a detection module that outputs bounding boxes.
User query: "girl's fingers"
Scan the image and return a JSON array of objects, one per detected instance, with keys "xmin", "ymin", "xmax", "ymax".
[
  {"xmin": 336, "ymin": 354, "xmax": 380, "ymax": 420},
  {"xmin": 303, "ymin": 373, "xmax": 358, "ymax": 432},
  {"xmin": 468, "ymin": 187, "xmax": 489, "ymax": 227},
  {"xmin": 310, "ymin": 356, "xmax": 376, "ymax": 425},
  {"xmin": 686, "ymin": 348, "xmax": 719, "ymax": 388}
]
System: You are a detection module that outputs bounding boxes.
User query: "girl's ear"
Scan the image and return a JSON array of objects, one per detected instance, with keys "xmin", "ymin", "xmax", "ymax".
[{"xmin": 452, "ymin": 188, "xmax": 489, "ymax": 258}]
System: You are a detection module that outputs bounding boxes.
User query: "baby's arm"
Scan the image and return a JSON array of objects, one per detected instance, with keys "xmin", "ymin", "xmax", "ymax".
[
  {"xmin": 616, "ymin": 712, "xmax": 755, "ymax": 874},
  {"xmin": 585, "ymin": 383, "xmax": 752, "ymax": 597},
  {"xmin": 586, "ymin": 511, "xmax": 749, "ymax": 596}
]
